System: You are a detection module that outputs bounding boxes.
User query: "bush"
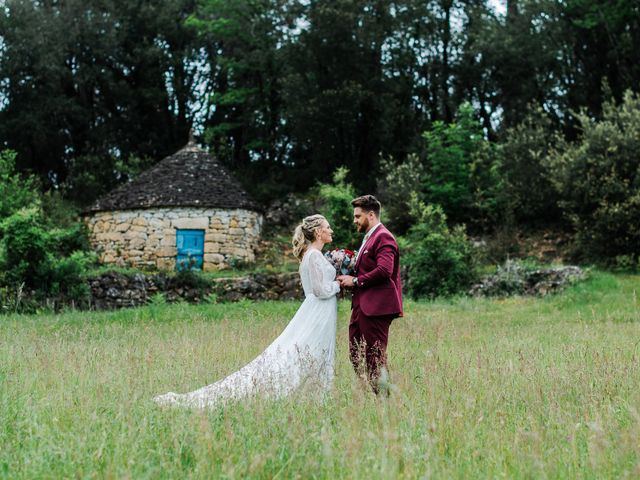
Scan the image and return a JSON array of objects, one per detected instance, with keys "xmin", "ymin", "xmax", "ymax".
[
  {"xmin": 0, "ymin": 208, "xmax": 50, "ymax": 287},
  {"xmin": 0, "ymin": 207, "xmax": 95, "ymax": 309},
  {"xmin": 317, "ymin": 167, "xmax": 360, "ymax": 250},
  {"xmin": 422, "ymin": 103, "xmax": 504, "ymax": 229},
  {"xmin": 41, "ymin": 190, "xmax": 87, "ymax": 230},
  {"xmin": 546, "ymin": 90, "xmax": 640, "ymax": 263},
  {"xmin": 0, "ymin": 154, "xmax": 95, "ymax": 311},
  {"xmin": 377, "ymin": 154, "xmax": 425, "ymax": 234},
  {"xmin": 264, "ymin": 192, "xmax": 314, "ymax": 232},
  {"xmin": 37, "ymin": 251, "xmax": 95, "ymax": 307},
  {"xmin": 499, "ymin": 105, "xmax": 560, "ymax": 223},
  {"xmin": 0, "ymin": 150, "xmax": 40, "ymax": 224},
  {"xmin": 403, "ymin": 197, "xmax": 478, "ymax": 299},
  {"xmin": 49, "ymin": 222, "xmax": 92, "ymax": 257},
  {"xmin": 612, "ymin": 254, "xmax": 640, "ymax": 272},
  {"xmin": 170, "ymin": 268, "xmax": 211, "ymax": 292},
  {"xmin": 0, "ymin": 283, "xmax": 35, "ymax": 314}
]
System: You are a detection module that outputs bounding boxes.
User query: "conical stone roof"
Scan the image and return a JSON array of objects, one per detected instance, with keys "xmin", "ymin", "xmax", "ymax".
[{"xmin": 86, "ymin": 140, "xmax": 260, "ymax": 213}]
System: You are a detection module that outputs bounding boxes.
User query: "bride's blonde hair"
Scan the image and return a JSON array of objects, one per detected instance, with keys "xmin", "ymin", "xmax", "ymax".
[{"xmin": 292, "ymin": 214, "xmax": 326, "ymax": 260}]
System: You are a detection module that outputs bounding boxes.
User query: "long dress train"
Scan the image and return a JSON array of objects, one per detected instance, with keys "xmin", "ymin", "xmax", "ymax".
[{"xmin": 153, "ymin": 248, "xmax": 340, "ymax": 408}]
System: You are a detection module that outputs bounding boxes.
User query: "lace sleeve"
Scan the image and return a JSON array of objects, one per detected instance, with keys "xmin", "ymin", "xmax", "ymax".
[{"xmin": 308, "ymin": 251, "xmax": 340, "ymax": 299}]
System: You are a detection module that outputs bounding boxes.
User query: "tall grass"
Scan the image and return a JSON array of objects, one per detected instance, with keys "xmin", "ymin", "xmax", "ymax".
[{"xmin": 1, "ymin": 271, "xmax": 639, "ymax": 478}]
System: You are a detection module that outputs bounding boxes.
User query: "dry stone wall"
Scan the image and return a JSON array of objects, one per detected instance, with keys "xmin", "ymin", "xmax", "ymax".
[
  {"xmin": 88, "ymin": 271, "xmax": 303, "ymax": 309},
  {"xmin": 84, "ymin": 207, "xmax": 263, "ymax": 271}
]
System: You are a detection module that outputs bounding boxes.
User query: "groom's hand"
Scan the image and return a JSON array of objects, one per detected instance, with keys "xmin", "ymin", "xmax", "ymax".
[{"xmin": 337, "ymin": 275, "xmax": 355, "ymax": 288}]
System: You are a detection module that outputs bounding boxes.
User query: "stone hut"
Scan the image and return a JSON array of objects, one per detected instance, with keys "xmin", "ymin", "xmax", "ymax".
[{"xmin": 83, "ymin": 140, "xmax": 263, "ymax": 271}]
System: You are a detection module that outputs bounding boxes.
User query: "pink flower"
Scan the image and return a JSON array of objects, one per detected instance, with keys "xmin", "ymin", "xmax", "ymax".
[{"xmin": 324, "ymin": 248, "xmax": 356, "ymax": 275}]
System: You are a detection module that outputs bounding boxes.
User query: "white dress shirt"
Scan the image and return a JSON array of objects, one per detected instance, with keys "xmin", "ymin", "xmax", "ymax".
[{"xmin": 355, "ymin": 222, "xmax": 382, "ymax": 264}]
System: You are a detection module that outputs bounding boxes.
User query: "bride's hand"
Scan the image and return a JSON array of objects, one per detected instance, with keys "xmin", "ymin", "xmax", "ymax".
[{"xmin": 337, "ymin": 275, "xmax": 355, "ymax": 288}]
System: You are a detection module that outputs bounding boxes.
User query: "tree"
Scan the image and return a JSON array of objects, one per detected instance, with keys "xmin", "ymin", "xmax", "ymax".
[
  {"xmin": 2, "ymin": 0, "xmax": 639, "ymax": 216},
  {"xmin": 499, "ymin": 105, "xmax": 560, "ymax": 223},
  {"xmin": 377, "ymin": 154, "xmax": 425, "ymax": 234},
  {"xmin": 0, "ymin": 0, "xmax": 210, "ymax": 204},
  {"xmin": 317, "ymin": 167, "xmax": 359, "ymax": 250},
  {"xmin": 560, "ymin": 0, "xmax": 640, "ymax": 121},
  {"xmin": 546, "ymin": 90, "xmax": 640, "ymax": 262},
  {"xmin": 0, "ymin": 150, "xmax": 40, "ymax": 225},
  {"xmin": 280, "ymin": 0, "xmax": 438, "ymax": 193},
  {"xmin": 422, "ymin": 102, "xmax": 502, "ymax": 228},
  {"xmin": 190, "ymin": 0, "xmax": 295, "ymax": 201}
]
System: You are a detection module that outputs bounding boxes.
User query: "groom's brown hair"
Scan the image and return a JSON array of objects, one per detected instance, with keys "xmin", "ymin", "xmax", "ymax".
[{"xmin": 351, "ymin": 195, "xmax": 381, "ymax": 217}]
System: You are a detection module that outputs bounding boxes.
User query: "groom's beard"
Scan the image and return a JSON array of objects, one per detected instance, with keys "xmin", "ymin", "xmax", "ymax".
[{"xmin": 357, "ymin": 220, "xmax": 369, "ymax": 233}]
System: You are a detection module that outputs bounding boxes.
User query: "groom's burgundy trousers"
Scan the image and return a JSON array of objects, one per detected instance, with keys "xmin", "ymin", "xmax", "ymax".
[
  {"xmin": 349, "ymin": 223, "xmax": 402, "ymax": 393},
  {"xmin": 348, "ymin": 304, "xmax": 394, "ymax": 392}
]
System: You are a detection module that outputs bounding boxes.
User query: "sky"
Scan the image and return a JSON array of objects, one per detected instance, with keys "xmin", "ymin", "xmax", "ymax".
[{"xmin": 489, "ymin": 0, "xmax": 507, "ymax": 16}]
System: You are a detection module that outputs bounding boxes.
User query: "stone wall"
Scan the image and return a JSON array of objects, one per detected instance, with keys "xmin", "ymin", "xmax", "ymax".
[
  {"xmin": 88, "ymin": 271, "xmax": 303, "ymax": 309},
  {"xmin": 468, "ymin": 265, "xmax": 586, "ymax": 297},
  {"xmin": 84, "ymin": 207, "xmax": 263, "ymax": 271}
]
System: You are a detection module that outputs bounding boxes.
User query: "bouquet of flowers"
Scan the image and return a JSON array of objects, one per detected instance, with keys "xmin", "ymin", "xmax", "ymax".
[{"xmin": 324, "ymin": 248, "xmax": 356, "ymax": 276}]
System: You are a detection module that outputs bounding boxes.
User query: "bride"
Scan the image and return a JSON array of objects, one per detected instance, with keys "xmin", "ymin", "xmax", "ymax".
[{"xmin": 154, "ymin": 214, "xmax": 341, "ymax": 408}]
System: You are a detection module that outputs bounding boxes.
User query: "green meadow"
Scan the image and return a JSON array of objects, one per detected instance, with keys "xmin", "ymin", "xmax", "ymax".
[{"xmin": 1, "ymin": 271, "xmax": 639, "ymax": 479}]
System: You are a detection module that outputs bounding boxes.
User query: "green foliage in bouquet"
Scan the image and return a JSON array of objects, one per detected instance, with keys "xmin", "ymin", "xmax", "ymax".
[
  {"xmin": 403, "ymin": 195, "xmax": 478, "ymax": 299},
  {"xmin": 545, "ymin": 90, "xmax": 640, "ymax": 263}
]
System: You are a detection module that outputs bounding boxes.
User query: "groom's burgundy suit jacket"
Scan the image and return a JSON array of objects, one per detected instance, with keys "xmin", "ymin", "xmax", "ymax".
[{"xmin": 352, "ymin": 224, "xmax": 403, "ymax": 319}]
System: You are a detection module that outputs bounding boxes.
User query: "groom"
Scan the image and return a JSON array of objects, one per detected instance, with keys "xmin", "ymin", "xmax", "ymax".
[{"xmin": 337, "ymin": 195, "xmax": 403, "ymax": 394}]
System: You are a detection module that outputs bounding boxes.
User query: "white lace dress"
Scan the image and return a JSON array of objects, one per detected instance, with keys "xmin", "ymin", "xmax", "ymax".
[{"xmin": 153, "ymin": 248, "xmax": 340, "ymax": 408}]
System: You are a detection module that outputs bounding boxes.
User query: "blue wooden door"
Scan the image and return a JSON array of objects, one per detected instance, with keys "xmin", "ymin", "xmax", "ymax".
[{"xmin": 176, "ymin": 229, "xmax": 204, "ymax": 270}]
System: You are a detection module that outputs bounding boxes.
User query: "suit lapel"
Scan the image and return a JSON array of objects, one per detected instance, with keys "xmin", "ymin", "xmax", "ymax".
[{"xmin": 355, "ymin": 224, "xmax": 384, "ymax": 271}]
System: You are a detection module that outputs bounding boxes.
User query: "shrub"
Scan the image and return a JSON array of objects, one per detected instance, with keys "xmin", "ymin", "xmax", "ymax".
[
  {"xmin": 264, "ymin": 192, "xmax": 314, "ymax": 232},
  {"xmin": 41, "ymin": 190, "xmax": 87, "ymax": 229},
  {"xmin": 317, "ymin": 167, "xmax": 360, "ymax": 250},
  {"xmin": 148, "ymin": 292, "xmax": 168, "ymax": 307},
  {"xmin": 612, "ymin": 254, "xmax": 640, "ymax": 272},
  {"xmin": 546, "ymin": 90, "xmax": 640, "ymax": 262},
  {"xmin": 403, "ymin": 196, "xmax": 478, "ymax": 299},
  {"xmin": 0, "ymin": 208, "xmax": 50, "ymax": 287},
  {"xmin": 226, "ymin": 256, "xmax": 250, "ymax": 271},
  {"xmin": 376, "ymin": 154, "xmax": 425, "ymax": 234},
  {"xmin": 469, "ymin": 137, "xmax": 507, "ymax": 230},
  {"xmin": 48, "ymin": 222, "xmax": 91, "ymax": 257},
  {"xmin": 0, "ymin": 283, "xmax": 31, "ymax": 314},
  {"xmin": 0, "ymin": 150, "xmax": 40, "ymax": 225},
  {"xmin": 499, "ymin": 105, "xmax": 560, "ymax": 223},
  {"xmin": 37, "ymin": 251, "xmax": 95, "ymax": 307},
  {"xmin": 0, "ymin": 208, "xmax": 95, "ymax": 309},
  {"xmin": 422, "ymin": 103, "xmax": 505, "ymax": 229},
  {"xmin": 0, "ymin": 153, "xmax": 95, "ymax": 311},
  {"xmin": 170, "ymin": 268, "xmax": 211, "ymax": 292}
]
